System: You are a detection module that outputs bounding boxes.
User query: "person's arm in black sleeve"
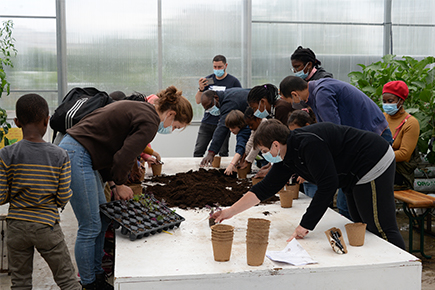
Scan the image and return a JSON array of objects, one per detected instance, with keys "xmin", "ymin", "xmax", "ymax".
[
  {"xmin": 298, "ymin": 141, "xmax": 340, "ymax": 230},
  {"xmin": 213, "ymin": 160, "xmax": 293, "ymax": 224},
  {"xmin": 250, "ymin": 161, "xmax": 293, "ymax": 201}
]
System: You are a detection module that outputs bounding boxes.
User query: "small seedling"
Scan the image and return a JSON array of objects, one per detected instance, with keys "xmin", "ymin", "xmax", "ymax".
[
  {"xmin": 206, "ymin": 203, "xmax": 222, "ymax": 217},
  {"xmin": 206, "ymin": 203, "xmax": 221, "ymax": 227}
]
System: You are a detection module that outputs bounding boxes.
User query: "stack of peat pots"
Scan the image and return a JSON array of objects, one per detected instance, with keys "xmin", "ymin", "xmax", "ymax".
[
  {"xmin": 211, "ymin": 224, "xmax": 234, "ymax": 262},
  {"xmin": 246, "ymin": 218, "xmax": 271, "ymax": 266}
]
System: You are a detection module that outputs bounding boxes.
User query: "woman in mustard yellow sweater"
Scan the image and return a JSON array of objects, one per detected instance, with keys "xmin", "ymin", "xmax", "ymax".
[{"xmin": 382, "ymin": 81, "xmax": 420, "ymax": 190}]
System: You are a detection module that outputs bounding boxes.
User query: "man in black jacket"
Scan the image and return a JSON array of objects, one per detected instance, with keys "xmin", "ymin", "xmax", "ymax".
[
  {"xmin": 199, "ymin": 87, "xmax": 250, "ymax": 167},
  {"xmin": 212, "ymin": 120, "xmax": 405, "ymax": 250}
]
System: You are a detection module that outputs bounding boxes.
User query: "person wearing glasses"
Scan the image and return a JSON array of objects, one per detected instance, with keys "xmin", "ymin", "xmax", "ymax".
[
  {"xmin": 199, "ymin": 87, "xmax": 250, "ymax": 167},
  {"xmin": 291, "ymin": 46, "xmax": 333, "ymax": 81}
]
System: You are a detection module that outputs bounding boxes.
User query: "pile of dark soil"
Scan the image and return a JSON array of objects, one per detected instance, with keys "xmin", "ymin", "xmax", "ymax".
[{"xmin": 143, "ymin": 168, "xmax": 278, "ymax": 209}]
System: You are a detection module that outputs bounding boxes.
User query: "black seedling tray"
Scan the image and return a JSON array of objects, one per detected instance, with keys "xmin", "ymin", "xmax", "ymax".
[{"xmin": 100, "ymin": 194, "xmax": 185, "ymax": 241}]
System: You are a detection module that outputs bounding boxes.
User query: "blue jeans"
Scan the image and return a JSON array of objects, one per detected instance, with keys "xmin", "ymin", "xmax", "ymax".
[
  {"xmin": 303, "ymin": 182, "xmax": 317, "ymax": 198},
  {"xmin": 303, "ymin": 183, "xmax": 352, "ymax": 220},
  {"xmin": 193, "ymin": 122, "xmax": 230, "ymax": 157},
  {"xmin": 381, "ymin": 127, "xmax": 393, "ymax": 145},
  {"xmin": 59, "ymin": 134, "xmax": 110, "ymax": 285},
  {"xmin": 336, "ymin": 188, "xmax": 352, "ymax": 220}
]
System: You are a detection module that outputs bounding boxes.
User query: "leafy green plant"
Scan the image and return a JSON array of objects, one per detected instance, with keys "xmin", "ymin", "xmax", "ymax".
[
  {"xmin": 348, "ymin": 54, "xmax": 435, "ymax": 163},
  {"xmin": 0, "ymin": 20, "xmax": 18, "ymax": 145}
]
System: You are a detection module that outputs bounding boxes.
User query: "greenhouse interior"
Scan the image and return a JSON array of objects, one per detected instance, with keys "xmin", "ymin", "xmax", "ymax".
[{"xmin": 1, "ymin": 0, "xmax": 435, "ymax": 289}]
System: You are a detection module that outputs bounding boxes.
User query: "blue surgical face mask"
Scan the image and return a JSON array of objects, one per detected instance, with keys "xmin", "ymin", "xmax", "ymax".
[
  {"xmin": 292, "ymin": 95, "xmax": 308, "ymax": 110},
  {"xmin": 263, "ymin": 146, "xmax": 282, "ymax": 163},
  {"xmin": 294, "ymin": 63, "xmax": 309, "ymax": 80},
  {"xmin": 214, "ymin": 69, "xmax": 225, "ymax": 78},
  {"xmin": 383, "ymin": 103, "xmax": 400, "ymax": 115},
  {"xmin": 157, "ymin": 115, "xmax": 173, "ymax": 134},
  {"xmin": 254, "ymin": 101, "xmax": 270, "ymax": 118},
  {"xmin": 207, "ymin": 105, "xmax": 220, "ymax": 116},
  {"xmin": 206, "ymin": 99, "xmax": 220, "ymax": 116}
]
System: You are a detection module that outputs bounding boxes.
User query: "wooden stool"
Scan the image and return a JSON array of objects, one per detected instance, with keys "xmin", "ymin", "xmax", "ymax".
[{"xmin": 394, "ymin": 189, "xmax": 435, "ymax": 259}]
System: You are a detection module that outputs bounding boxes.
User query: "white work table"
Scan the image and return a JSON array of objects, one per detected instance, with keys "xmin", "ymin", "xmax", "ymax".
[{"xmin": 114, "ymin": 158, "xmax": 422, "ymax": 290}]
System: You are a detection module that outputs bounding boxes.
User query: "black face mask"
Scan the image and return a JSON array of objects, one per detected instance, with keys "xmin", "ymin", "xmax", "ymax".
[{"xmin": 291, "ymin": 95, "xmax": 308, "ymax": 110}]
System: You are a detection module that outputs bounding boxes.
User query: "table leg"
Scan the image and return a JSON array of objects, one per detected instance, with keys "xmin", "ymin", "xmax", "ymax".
[{"xmin": 402, "ymin": 203, "xmax": 431, "ymax": 259}]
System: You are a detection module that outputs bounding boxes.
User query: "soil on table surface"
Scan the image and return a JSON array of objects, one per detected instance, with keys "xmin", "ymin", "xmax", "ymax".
[{"xmin": 143, "ymin": 168, "xmax": 278, "ymax": 209}]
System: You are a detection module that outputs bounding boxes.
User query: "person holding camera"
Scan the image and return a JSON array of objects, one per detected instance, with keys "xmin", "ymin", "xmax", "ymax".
[{"xmin": 194, "ymin": 55, "xmax": 242, "ymax": 158}]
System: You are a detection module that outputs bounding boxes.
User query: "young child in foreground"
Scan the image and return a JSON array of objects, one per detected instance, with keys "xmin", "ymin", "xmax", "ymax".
[{"xmin": 0, "ymin": 94, "xmax": 81, "ymax": 289}]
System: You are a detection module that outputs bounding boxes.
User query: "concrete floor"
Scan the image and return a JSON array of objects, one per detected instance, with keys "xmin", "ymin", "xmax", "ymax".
[{"xmin": 1, "ymin": 201, "xmax": 434, "ymax": 289}]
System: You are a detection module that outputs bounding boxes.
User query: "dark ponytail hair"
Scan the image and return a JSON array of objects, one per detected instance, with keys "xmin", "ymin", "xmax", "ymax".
[
  {"xmin": 287, "ymin": 108, "xmax": 317, "ymax": 128},
  {"xmin": 290, "ymin": 46, "xmax": 321, "ymax": 68},
  {"xmin": 247, "ymin": 83, "xmax": 279, "ymax": 106}
]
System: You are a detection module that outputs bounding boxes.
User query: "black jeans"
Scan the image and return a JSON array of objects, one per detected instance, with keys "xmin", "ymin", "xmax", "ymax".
[
  {"xmin": 193, "ymin": 122, "xmax": 230, "ymax": 157},
  {"xmin": 345, "ymin": 160, "xmax": 406, "ymax": 250}
]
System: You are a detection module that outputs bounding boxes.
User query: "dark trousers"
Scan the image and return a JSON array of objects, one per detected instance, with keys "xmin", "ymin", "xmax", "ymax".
[
  {"xmin": 193, "ymin": 122, "xmax": 230, "ymax": 157},
  {"xmin": 337, "ymin": 127, "xmax": 394, "ymax": 221},
  {"xmin": 7, "ymin": 219, "xmax": 81, "ymax": 290},
  {"xmin": 345, "ymin": 160, "xmax": 406, "ymax": 250}
]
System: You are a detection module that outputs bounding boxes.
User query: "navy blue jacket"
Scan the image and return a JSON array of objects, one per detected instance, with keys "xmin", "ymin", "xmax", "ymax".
[
  {"xmin": 208, "ymin": 88, "xmax": 250, "ymax": 154},
  {"xmin": 235, "ymin": 126, "xmax": 251, "ymax": 156},
  {"xmin": 307, "ymin": 78, "xmax": 388, "ymax": 135},
  {"xmin": 202, "ymin": 73, "xmax": 242, "ymax": 125}
]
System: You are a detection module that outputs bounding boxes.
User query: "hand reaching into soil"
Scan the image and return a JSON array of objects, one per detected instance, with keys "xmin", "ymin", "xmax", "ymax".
[{"xmin": 224, "ymin": 163, "xmax": 237, "ymax": 175}]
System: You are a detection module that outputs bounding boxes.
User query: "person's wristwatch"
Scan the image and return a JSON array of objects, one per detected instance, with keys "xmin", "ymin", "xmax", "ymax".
[{"xmin": 198, "ymin": 87, "xmax": 204, "ymax": 92}]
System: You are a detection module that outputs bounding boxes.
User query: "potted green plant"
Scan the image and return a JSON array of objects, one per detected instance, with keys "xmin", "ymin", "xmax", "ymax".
[
  {"xmin": 348, "ymin": 54, "xmax": 435, "ymax": 163},
  {"xmin": 0, "ymin": 20, "xmax": 18, "ymax": 146}
]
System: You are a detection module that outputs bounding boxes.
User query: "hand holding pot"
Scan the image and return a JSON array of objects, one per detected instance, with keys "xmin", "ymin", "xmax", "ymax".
[
  {"xmin": 200, "ymin": 151, "xmax": 215, "ymax": 167},
  {"xmin": 238, "ymin": 160, "xmax": 250, "ymax": 170},
  {"xmin": 254, "ymin": 163, "xmax": 271, "ymax": 178},
  {"xmin": 146, "ymin": 156, "xmax": 158, "ymax": 166},
  {"xmin": 296, "ymin": 176, "xmax": 306, "ymax": 184},
  {"xmin": 153, "ymin": 150, "xmax": 161, "ymax": 162}
]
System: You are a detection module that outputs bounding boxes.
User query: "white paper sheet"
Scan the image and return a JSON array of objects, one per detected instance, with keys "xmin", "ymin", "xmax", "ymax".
[{"xmin": 266, "ymin": 239, "xmax": 318, "ymax": 266}]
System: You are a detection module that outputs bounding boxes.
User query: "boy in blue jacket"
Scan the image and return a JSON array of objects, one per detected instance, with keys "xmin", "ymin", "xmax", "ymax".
[{"xmin": 223, "ymin": 110, "xmax": 251, "ymax": 175}]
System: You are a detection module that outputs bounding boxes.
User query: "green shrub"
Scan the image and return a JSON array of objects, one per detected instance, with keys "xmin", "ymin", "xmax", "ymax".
[{"xmin": 0, "ymin": 20, "xmax": 17, "ymax": 145}]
